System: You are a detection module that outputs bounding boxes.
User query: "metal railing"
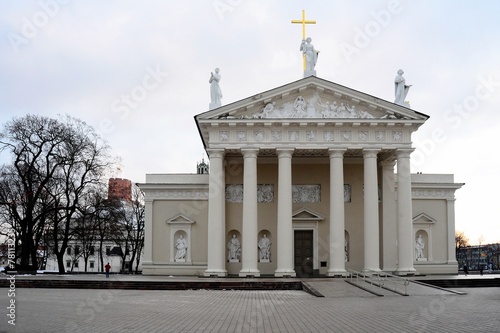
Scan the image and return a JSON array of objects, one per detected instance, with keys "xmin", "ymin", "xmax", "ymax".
[{"xmin": 348, "ymin": 269, "xmax": 410, "ymax": 296}]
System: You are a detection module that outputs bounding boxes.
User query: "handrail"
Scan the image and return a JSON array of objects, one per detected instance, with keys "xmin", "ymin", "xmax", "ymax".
[{"xmin": 348, "ymin": 269, "xmax": 410, "ymax": 296}]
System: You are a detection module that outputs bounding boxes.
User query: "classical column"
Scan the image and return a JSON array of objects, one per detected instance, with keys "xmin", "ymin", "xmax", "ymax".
[
  {"xmin": 239, "ymin": 148, "xmax": 260, "ymax": 277},
  {"xmin": 275, "ymin": 148, "xmax": 296, "ymax": 277},
  {"xmin": 143, "ymin": 199, "xmax": 153, "ymax": 266},
  {"xmin": 395, "ymin": 149, "xmax": 416, "ymax": 275},
  {"xmin": 363, "ymin": 149, "xmax": 381, "ymax": 272},
  {"xmin": 446, "ymin": 198, "xmax": 458, "ymax": 265},
  {"xmin": 327, "ymin": 149, "xmax": 347, "ymax": 276},
  {"xmin": 204, "ymin": 149, "xmax": 227, "ymax": 277},
  {"xmin": 380, "ymin": 160, "xmax": 398, "ymax": 272}
]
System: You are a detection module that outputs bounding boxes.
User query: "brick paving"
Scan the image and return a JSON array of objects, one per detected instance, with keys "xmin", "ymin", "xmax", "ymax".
[{"xmin": 0, "ymin": 279, "xmax": 499, "ymax": 332}]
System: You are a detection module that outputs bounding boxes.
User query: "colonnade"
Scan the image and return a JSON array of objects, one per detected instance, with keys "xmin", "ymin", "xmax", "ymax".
[{"xmin": 203, "ymin": 148, "xmax": 416, "ymax": 277}]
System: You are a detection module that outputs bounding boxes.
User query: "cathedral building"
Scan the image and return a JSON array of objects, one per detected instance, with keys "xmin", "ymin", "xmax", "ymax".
[{"xmin": 139, "ymin": 74, "xmax": 463, "ymax": 277}]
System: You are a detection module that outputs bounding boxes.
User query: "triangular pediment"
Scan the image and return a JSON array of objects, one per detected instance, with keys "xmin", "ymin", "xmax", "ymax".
[
  {"xmin": 413, "ymin": 213, "xmax": 436, "ymax": 224},
  {"xmin": 196, "ymin": 76, "xmax": 428, "ymax": 122},
  {"xmin": 166, "ymin": 213, "xmax": 196, "ymax": 225},
  {"xmin": 292, "ymin": 207, "xmax": 324, "ymax": 221}
]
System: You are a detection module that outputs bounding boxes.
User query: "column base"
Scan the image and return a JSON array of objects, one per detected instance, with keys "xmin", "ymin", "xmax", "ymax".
[
  {"xmin": 393, "ymin": 267, "xmax": 416, "ymax": 276},
  {"xmin": 274, "ymin": 269, "xmax": 296, "ymax": 277},
  {"xmin": 382, "ymin": 266, "xmax": 398, "ymax": 273},
  {"xmin": 203, "ymin": 269, "xmax": 227, "ymax": 277},
  {"xmin": 326, "ymin": 269, "xmax": 348, "ymax": 277},
  {"xmin": 239, "ymin": 269, "xmax": 260, "ymax": 277},
  {"xmin": 362, "ymin": 267, "xmax": 381, "ymax": 273}
]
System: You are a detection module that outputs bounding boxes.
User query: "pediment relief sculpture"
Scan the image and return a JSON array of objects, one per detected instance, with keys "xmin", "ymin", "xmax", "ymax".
[{"xmin": 217, "ymin": 93, "xmax": 410, "ymax": 120}]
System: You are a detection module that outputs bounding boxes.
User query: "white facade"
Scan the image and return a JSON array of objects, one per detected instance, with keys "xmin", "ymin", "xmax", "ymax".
[
  {"xmin": 140, "ymin": 76, "xmax": 463, "ymax": 276},
  {"xmin": 44, "ymin": 240, "xmax": 142, "ymax": 274}
]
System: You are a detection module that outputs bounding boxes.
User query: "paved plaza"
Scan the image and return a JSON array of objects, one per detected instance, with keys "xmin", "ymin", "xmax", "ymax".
[{"xmin": 0, "ymin": 277, "xmax": 499, "ymax": 333}]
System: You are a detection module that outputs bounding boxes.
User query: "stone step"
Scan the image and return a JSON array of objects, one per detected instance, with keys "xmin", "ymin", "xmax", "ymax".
[
  {"xmin": 0, "ymin": 278, "xmax": 303, "ymax": 291},
  {"xmin": 416, "ymin": 278, "xmax": 500, "ymax": 288}
]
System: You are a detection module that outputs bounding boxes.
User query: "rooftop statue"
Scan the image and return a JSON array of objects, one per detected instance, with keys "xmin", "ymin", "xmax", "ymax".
[
  {"xmin": 209, "ymin": 68, "xmax": 222, "ymax": 110},
  {"xmin": 300, "ymin": 37, "xmax": 318, "ymax": 77},
  {"xmin": 394, "ymin": 69, "xmax": 411, "ymax": 106}
]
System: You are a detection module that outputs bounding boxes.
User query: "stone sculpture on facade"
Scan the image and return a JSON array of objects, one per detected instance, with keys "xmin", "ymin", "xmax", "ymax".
[
  {"xmin": 174, "ymin": 235, "xmax": 187, "ymax": 261},
  {"xmin": 292, "ymin": 185, "xmax": 321, "ymax": 203},
  {"xmin": 300, "ymin": 37, "xmax": 318, "ymax": 77},
  {"xmin": 228, "ymin": 234, "xmax": 241, "ymax": 261},
  {"xmin": 258, "ymin": 234, "xmax": 271, "ymax": 261},
  {"xmin": 244, "ymin": 93, "xmax": 382, "ymax": 120},
  {"xmin": 394, "ymin": 69, "xmax": 411, "ymax": 107},
  {"xmin": 415, "ymin": 234, "xmax": 425, "ymax": 260},
  {"xmin": 209, "ymin": 68, "xmax": 222, "ymax": 110},
  {"xmin": 344, "ymin": 239, "xmax": 349, "ymax": 262}
]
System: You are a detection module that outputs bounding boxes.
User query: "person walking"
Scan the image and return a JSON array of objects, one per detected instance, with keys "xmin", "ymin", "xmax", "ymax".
[{"xmin": 105, "ymin": 262, "xmax": 111, "ymax": 278}]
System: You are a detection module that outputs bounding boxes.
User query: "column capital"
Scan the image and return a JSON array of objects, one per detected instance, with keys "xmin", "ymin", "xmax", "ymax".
[
  {"xmin": 241, "ymin": 147, "xmax": 259, "ymax": 158},
  {"xmin": 362, "ymin": 149, "xmax": 380, "ymax": 159},
  {"xmin": 396, "ymin": 148, "xmax": 415, "ymax": 159},
  {"xmin": 276, "ymin": 148, "xmax": 294, "ymax": 158},
  {"xmin": 207, "ymin": 148, "xmax": 225, "ymax": 159},
  {"xmin": 380, "ymin": 160, "xmax": 396, "ymax": 168},
  {"xmin": 328, "ymin": 148, "xmax": 346, "ymax": 158}
]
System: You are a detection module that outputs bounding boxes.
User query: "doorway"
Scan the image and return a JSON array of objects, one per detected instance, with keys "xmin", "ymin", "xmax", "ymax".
[{"xmin": 294, "ymin": 230, "xmax": 314, "ymax": 277}]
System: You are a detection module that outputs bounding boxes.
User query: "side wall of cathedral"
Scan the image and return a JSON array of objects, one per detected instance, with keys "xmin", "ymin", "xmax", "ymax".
[{"xmin": 141, "ymin": 170, "xmax": 460, "ymax": 276}]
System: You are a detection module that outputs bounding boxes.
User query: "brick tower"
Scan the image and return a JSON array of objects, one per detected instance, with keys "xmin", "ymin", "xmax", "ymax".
[{"xmin": 108, "ymin": 178, "xmax": 132, "ymax": 202}]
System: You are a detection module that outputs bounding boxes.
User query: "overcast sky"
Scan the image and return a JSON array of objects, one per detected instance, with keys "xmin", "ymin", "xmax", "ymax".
[{"xmin": 1, "ymin": 1, "xmax": 499, "ymax": 245}]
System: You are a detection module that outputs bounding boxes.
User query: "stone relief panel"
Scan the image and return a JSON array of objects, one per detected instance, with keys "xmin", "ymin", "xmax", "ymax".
[
  {"xmin": 358, "ymin": 131, "xmax": 368, "ymax": 141},
  {"xmin": 257, "ymin": 184, "xmax": 274, "ymax": 203},
  {"xmin": 225, "ymin": 184, "xmax": 275, "ymax": 203},
  {"xmin": 254, "ymin": 131, "xmax": 264, "ymax": 142},
  {"xmin": 271, "ymin": 131, "xmax": 282, "ymax": 141},
  {"xmin": 292, "ymin": 185, "xmax": 321, "ymax": 203},
  {"xmin": 219, "ymin": 131, "xmax": 229, "ymax": 142},
  {"xmin": 392, "ymin": 131, "xmax": 402, "ymax": 142},
  {"xmin": 236, "ymin": 131, "xmax": 247, "ymax": 141},
  {"xmin": 289, "ymin": 130, "xmax": 300, "ymax": 141},
  {"xmin": 239, "ymin": 93, "xmax": 383, "ymax": 119},
  {"xmin": 306, "ymin": 130, "xmax": 317, "ymax": 141},
  {"xmin": 341, "ymin": 131, "xmax": 351, "ymax": 141},
  {"xmin": 324, "ymin": 131, "xmax": 335, "ymax": 142},
  {"xmin": 226, "ymin": 184, "xmax": 243, "ymax": 203},
  {"xmin": 375, "ymin": 131, "xmax": 385, "ymax": 142}
]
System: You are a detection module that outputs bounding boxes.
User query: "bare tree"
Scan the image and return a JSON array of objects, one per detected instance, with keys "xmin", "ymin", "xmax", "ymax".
[
  {"xmin": 129, "ymin": 185, "xmax": 145, "ymax": 274},
  {"xmin": 108, "ymin": 184, "xmax": 144, "ymax": 273},
  {"xmin": 0, "ymin": 114, "xmax": 117, "ymax": 272},
  {"xmin": 73, "ymin": 183, "xmax": 107, "ymax": 272},
  {"xmin": 455, "ymin": 231, "xmax": 470, "ymax": 250}
]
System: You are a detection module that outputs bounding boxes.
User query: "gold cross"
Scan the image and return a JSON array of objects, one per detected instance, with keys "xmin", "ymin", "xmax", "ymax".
[{"xmin": 291, "ymin": 10, "xmax": 316, "ymax": 70}]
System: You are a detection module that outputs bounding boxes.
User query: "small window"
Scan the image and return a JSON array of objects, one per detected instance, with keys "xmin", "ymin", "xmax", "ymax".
[
  {"xmin": 89, "ymin": 246, "xmax": 95, "ymax": 256},
  {"xmin": 66, "ymin": 260, "xmax": 71, "ymax": 268},
  {"xmin": 106, "ymin": 246, "xmax": 111, "ymax": 256},
  {"xmin": 89, "ymin": 261, "xmax": 95, "ymax": 269},
  {"xmin": 75, "ymin": 246, "xmax": 80, "ymax": 256},
  {"xmin": 67, "ymin": 247, "xmax": 71, "ymax": 255},
  {"xmin": 74, "ymin": 261, "xmax": 79, "ymax": 268}
]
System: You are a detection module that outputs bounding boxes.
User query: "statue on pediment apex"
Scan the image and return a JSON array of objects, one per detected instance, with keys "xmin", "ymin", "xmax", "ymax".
[{"xmin": 300, "ymin": 37, "xmax": 319, "ymax": 75}]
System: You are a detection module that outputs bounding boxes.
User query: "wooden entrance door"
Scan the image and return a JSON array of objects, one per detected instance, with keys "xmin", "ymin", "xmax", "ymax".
[{"xmin": 294, "ymin": 230, "xmax": 314, "ymax": 277}]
